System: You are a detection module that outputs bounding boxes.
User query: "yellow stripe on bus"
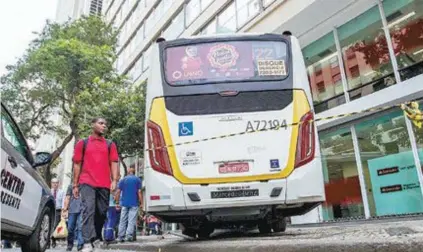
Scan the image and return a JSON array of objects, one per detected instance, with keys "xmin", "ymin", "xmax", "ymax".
[{"xmin": 148, "ymin": 90, "xmax": 310, "ymax": 184}]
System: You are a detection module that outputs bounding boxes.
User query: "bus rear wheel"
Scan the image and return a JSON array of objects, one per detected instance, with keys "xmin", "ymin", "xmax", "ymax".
[
  {"xmin": 272, "ymin": 218, "xmax": 287, "ymax": 233},
  {"xmin": 258, "ymin": 220, "xmax": 272, "ymax": 234}
]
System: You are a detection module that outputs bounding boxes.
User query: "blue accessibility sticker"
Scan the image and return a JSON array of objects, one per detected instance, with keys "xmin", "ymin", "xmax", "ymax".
[
  {"xmin": 178, "ymin": 122, "xmax": 193, "ymax": 137},
  {"xmin": 270, "ymin": 159, "xmax": 280, "ymax": 168}
]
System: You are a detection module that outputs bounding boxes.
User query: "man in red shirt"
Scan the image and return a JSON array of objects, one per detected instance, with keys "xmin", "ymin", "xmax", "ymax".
[{"xmin": 72, "ymin": 117, "xmax": 119, "ymax": 252}]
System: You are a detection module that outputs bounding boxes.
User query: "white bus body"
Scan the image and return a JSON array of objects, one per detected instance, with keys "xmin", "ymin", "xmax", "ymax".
[{"xmin": 144, "ymin": 32, "xmax": 325, "ymax": 238}]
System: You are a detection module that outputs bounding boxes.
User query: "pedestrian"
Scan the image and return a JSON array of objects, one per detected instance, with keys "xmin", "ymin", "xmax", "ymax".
[
  {"xmin": 62, "ymin": 184, "xmax": 84, "ymax": 251},
  {"xmin": 115, "ymin": 166, "xmax": 143, "ymax": 242},
  {"xmin": 50, "ymin": 178, "xmax": 65, "ymax": 248},
  {"xmin": 72, "ymin": 117, "xmax": 120, "ymax": 252}
]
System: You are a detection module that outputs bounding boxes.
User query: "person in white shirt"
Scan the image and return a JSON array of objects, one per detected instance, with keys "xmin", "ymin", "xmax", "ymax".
[{"xmin": 50, "ymin": 178, "xmax": 65, "ymax": 248}]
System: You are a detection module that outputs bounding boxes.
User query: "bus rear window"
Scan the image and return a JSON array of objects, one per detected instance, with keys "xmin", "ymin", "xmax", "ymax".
[{"xmin": 164, "ymin": 40, "xmax": 288, "ymax": 86}]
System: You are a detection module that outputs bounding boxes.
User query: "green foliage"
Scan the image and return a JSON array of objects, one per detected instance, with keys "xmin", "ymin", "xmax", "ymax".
[
  {"xmin": 0, "ymin": 15, "xmax": 137, "ymax": 182},
  {"xmin": 79, "ymin": 83, "xmax": 146, "ymax": 160}
]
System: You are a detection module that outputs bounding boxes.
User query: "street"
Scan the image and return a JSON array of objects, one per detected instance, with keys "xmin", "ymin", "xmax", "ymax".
[{"xmin": 4, "ymin": 218, "xmax": 422, "ymax": 252}]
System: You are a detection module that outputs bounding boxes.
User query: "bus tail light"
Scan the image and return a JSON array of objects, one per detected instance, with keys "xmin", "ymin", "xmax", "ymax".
[
  {"xmin": 147, "ymin": 120, "xmax": 173, "ymax": 176},
  {"xmin": 294, "ymin": 111, "xmax": 315, "ymax": 168}
]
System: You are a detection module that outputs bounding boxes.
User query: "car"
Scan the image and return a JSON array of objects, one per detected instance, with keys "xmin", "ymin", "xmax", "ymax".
[{"xmin": 1, "ymin": 102, "xmax": 56, "ymax": 252}]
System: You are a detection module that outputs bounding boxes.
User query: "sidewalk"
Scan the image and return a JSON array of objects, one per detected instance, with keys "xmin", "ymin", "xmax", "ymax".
[{"xmin": 102, "ymin": 220, "xmax": 423, "ymax": 252}]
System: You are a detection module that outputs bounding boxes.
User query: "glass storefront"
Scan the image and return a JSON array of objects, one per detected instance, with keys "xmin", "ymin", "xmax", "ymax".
[
  {"xmin": 320, "ymin": 108, "xmax": 423, "ymax": 221},
  {"xmin": 303, "ymin": 32, "xmax": 346, "ymax": 113},
  {"xmin": 383, "ymin": 0, "xmax": 423, "ymax": 81},
  {"xmin": 320, "ymin": 128, "xmax": 365, "ymax": 220},
  {"xmin": 338, "ymin": 5, "xmax": 396, "ymax": 101},
  {"xmin": 301, "ymin": 0, "xmax": 423, "ymax": 111}
]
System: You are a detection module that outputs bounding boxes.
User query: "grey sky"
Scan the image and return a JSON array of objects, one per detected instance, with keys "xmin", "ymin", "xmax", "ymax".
[{"xmin": 0, "ymin": 0, "xmax": 57, "ymax": 77}]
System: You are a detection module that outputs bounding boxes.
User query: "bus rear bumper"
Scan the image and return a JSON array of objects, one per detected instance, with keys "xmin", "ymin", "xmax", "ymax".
[{"xmin": 145, "ymin": 157, "xmax": 325, "ymax": 214}]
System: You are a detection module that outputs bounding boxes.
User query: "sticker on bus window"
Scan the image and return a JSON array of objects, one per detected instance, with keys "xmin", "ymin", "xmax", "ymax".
[
  {"xmin": 257, "ymin": 60, "xmax": 287, "ymax": 76},
  {"xmin": 207, "ymin": 44, "xmax": 239, "ymax": 69}
]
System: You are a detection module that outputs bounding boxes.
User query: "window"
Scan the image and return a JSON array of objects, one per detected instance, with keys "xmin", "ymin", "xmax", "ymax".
[
  {"xmin": 200, "ymin": 19, "xmax": 216, "ymax": 35},
  {"xmin": 355, "ymin": 110, "xmax": 423, "ymax": 217},
  {"xmin": 217, "ymin": 2, "xmax": 236, "ymax": 34},
  {"xmin": 383, "ymin": 0, "xmax": 423, "ymax": 81},
  {"xmin": 303, "ymin": 32, "xmax": 346, "ymax": 113},
  {"xmin": 143, "ymin": 45, "xmax": 152, "ymax": 72},
  {"xmin": 236, "ymin": 0, "xmax": 260, "ymax": 28},
  {"xmin": 201, "ymin": 0, "xmax": 213, "ymax": 10},
  {"xmin": 1, "ymin": 108, "xmax": 31, "ymax": 161},
  {"xmin": 186, "ymin": 0, "xmax": 201, "ymax": 26},
  {"xmin": 134, "ymin": 24, "xmax": 144, "ymax": 48},
  {"xmin": 319, "ymin": 128, "xmax": 365, "ymax": 221},
  {"xmin": 164, "ymin": 40, "xmax": 288, "ymax": 86},
  {"xmin": 144, "ymin": 9, "xmax": 156, "ymax": 35},
  {"xmin": 162, "ymin": 10, "xmax": 184, "ymax": 40},
  {"xmin": 263, "ymin": 0, "xmax": 277, "ymax": 8},
  {"xmin": 338, "ymin": 6, "xmax": 396, "ymax": 101},
  {"xmin": 163, "ymin": 0, "xmax": 172, "ymax": 13}
]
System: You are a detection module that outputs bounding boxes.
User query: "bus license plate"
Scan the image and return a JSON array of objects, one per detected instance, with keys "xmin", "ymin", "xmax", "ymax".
[
  {"xmin": 211, "ymin": 189, "xmax": 259, "ymax": 199},
  {"xmin": 218, "ymin": 162, "xmax": 249, "ymax": 174}
]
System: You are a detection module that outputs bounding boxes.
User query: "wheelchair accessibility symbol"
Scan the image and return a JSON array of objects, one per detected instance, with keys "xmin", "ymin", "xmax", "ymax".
[{"xmin": 179, "ymin": 122, "xmax": 193, "ymax": 137}]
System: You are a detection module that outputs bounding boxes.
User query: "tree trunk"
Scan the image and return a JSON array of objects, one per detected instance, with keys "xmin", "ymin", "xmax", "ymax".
[
  {"xmin": 43, "ymin": 122, "xmax": 76, "ymax": 184},
  {"xmin": 120, "ymin": 155, "xmax": 128, "ymax": 176}
]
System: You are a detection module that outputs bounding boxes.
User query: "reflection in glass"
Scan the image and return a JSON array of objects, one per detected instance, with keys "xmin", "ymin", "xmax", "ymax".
[
  {"xmin": 320, "ymin": 128, "xmax": 365, "ymax": 220},
  {"xmin": 383, "ymin": 0, "xmax": 423, "ymax": 81},
  {"xmin": 355, "ymin": 110, "xmax": 423, "ymax": 216},
  {"xmin": 338, "ymin": 6, "xmax": 396, "ymax": 100},
  {"xmin": 303, "ymin": 32, "xmax": 346, "ymax": 113},
  {"xmin": 217, "ymin": 2, "xmax": 236, "ymax": 33}
]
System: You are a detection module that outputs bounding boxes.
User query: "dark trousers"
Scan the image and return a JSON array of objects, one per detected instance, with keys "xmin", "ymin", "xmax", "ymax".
[
  {"xmin": 67, "ymin": 212, "xmax": 83, "ymax": 247},
  {"xmin": 80, "ymin": 184, "xmax": 109, "ymax": 244}
]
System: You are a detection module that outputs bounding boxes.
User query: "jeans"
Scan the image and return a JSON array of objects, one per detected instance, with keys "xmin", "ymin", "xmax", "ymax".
[
  {"xmin": 80, "ymin": 184, "xmax": 110, "ymax": 244},
  {"xmin": 118, "ymin": 206, "xmax": 138, "ymax": 240},
  {"xmin": 67, "ymin": 213, "xmax": 83, "ymax": 247}
]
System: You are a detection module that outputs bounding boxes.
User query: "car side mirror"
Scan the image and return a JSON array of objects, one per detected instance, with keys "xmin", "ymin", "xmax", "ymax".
[{"xmin": 33, "ymin": 152, "xmax": 52, "ymax": 168}]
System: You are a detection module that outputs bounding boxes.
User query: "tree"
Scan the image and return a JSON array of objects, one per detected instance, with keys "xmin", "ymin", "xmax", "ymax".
[
  {"xmin": 1, "ymin": 16, "xmax": 124, "ymax": 184},
  {"xmin": 78, "ymin": 83, "xmax": 146, "ymax": 176}
]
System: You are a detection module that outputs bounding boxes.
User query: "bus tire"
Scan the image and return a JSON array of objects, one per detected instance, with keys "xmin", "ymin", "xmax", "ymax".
[
  {"xmin": 258, "ymin": 221, "xmax": 272, "ymax": 234},
  {"xmin": 272, "ymin": 218, "xmax": 287, "ymax": 233},
  {"xmin": 197, "ymin": 225, "xmax": 214, "ymax": 239},
  {"xmin": 182, "ymin": 228, "xmax": 197, "ymax": 238}
]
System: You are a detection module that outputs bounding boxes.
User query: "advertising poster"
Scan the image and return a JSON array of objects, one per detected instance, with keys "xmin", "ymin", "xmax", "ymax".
[
  {"xmin": 164, "ymin": 41, "xmax": 287, "ymax": 85},
  {"xmin": 367, "ymin": 150, "xmax": 423, "ymax": 216}
]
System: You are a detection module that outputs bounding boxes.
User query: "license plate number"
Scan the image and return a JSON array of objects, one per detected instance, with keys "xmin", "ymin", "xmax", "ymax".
[
  {"xmin": 211, "ymin": 189, "xmax": 259, "ymax": 199},
  {"xmin": 218, "ymin": 162, "xmax": 249, "ymax": 174}
]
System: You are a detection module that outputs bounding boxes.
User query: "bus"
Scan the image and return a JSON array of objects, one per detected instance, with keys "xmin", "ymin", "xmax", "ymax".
[{"xmin": 143, "ymin": 32, "xmax": 325, "ymax": 238}]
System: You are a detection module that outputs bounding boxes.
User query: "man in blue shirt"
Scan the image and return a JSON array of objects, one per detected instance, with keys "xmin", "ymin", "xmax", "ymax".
[{"xmin": 115, "ymin": 167, "xmax": 142, "ymax": 242}]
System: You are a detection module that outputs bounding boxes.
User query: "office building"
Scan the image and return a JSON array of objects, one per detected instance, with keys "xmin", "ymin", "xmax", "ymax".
[{"xmin": 102, "ymin": 0, "xmax": 423, "ymax": 224}]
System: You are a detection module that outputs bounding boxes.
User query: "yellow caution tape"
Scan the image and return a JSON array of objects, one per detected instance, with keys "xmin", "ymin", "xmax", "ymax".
[{"xmin": 145, "ymin": 99, "xmax": 423, "ymax": 151}]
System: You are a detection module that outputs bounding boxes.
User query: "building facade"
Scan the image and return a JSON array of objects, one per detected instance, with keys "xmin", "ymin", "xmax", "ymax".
[
  {"xmin": 103, "ymin": 0, "xmax": 423, "ymax": 224},
  {"xmin": 56, "ymin": 0, "xmax": 103, "ymax": 23}
]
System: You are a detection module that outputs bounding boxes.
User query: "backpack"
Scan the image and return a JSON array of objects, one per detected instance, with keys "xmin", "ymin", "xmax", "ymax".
[{"xmin": 80, "ymin": 138, "xmax": 114, "ymax": 169}]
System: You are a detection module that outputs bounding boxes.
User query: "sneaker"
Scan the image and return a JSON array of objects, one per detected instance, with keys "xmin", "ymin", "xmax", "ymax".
[
  {"xmin": 77, "ymin": 245, "xmax": 83, "ymax": 251},
  {"xmin": 66, "ymin": 245, "xmax": 73, "ymax": 251},
  {"xmin": 91, "ymin": 239, "xmax": 102, "ymax": 248}
]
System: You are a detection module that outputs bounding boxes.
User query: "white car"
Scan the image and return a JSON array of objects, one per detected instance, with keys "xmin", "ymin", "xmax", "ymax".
[{"xmin": 1, "ymin": 103, "xmax": 55, "ymax": 252}]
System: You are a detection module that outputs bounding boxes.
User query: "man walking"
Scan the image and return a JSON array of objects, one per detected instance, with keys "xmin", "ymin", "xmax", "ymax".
[
  {"xmin": 51, "ymin": 178, "xmax": 65, "ymax": 248},
  {"xmin": 115, "ymin": 166, "xmax": 142, "ymax": 242},
  {"xmin": 62, "ymin": 184, "xmax": 83, "ymax": 251},
  {"xmin": 72, "ymin": 117, "xmax": 119, "ymax": 252}
]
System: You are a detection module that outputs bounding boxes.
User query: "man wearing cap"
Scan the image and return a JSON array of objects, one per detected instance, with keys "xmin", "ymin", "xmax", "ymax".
[{"xmin": 50, "ymin": 178, "xmax": 65, "ymax": 248}]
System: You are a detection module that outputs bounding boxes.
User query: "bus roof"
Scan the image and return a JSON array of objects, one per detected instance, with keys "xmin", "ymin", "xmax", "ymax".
[{"xmin": 159, "ymin": 32, "xmax": 292, "ymax": 43}]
